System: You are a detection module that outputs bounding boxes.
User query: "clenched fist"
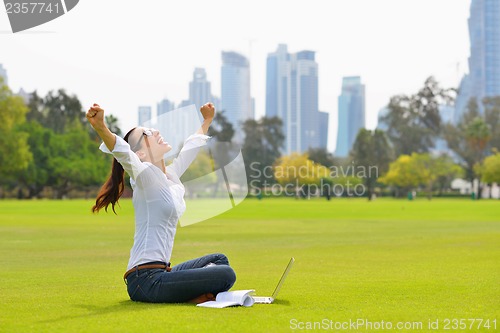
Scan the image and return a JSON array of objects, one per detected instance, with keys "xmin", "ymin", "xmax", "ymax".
[
  {"xmin": 200, "ymin": 103, "xmax": 215, "ymax": 121},
  {"xmin": 86, "ymin": 103, "xmax": 105, "ymax": 129}
]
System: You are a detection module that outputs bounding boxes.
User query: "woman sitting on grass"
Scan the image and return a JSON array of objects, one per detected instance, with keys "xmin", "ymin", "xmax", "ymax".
[{"xmin": 86, "ymin": 102, "xmax": 236, "ymax": 303}]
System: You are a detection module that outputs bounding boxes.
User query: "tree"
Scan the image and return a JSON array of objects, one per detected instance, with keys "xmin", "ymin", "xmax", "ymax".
[
  {"xmin": 378, "ymin": 155, "xmax": 422, "ymax": 197},
  {"xmin": 242, "ymin": 116, "xmax": 284, "ymax": 190},
  {"xmin": 350, "ymin": 128, "xmax": 393, "ymax": 200},
  {"xmin": 25, "ymin": 90, "xmax": 45, "ymax": 123},
  {"xmin": 411, "ymin": 153, "xmax": 462, "ymax": 199},
  {"xmin": 433, "ymin": 155, "xmax": 463, "ymax": 196},
  {"xmin": 381, "ymin": 77, "xmax": 454, "ymax": 156},
  {"xmin": 0, "ymin": 81, "xmax": 32, "ymax": 185},
  {"xmin": 466, "ymin": 117, "xmax": 491, "ymax": 152},
  {"xmin": 444, "ymin": 98, "xmax": 492, "ymax": 198},
  {"xmin": 40, "ymin": 89, "xmax": 86, "ymax": 134},
  {"xmin": 483, "ymin": 97, "xmax": 500, "ymax": 150},
  {"xmin": 478, "ymin": 152, "xmax": 500, "ymax": 185},
  {"xmin": 379, "ymin": 153, "xmax": 463, "ymax": 198},
  {"xmin": 273, "ymin": 153, "xmax": 329, "ymax": 197},
  {"xmin": 21, "ymin": 90, "xmax": 116, "ymax": 198},
  {"xmin": 16, "ymin": 121, "xmax": 54, "ymax": 198},
  {"xmin": 207, "ymin": 111, "xmax": 236, "ymax": 197},
  {"xmin": 307, "ymin": 147, "xmax": 335, "ymax": 168},
  {"xmin": 0, "ymin": 86, "xmax": 123, "ymax": 199},
  {"xmin": 207, "ymin": 111, "xmax": 235, "ymax": 142},
  {"xmin": 105, "ymin": 114, "xmax": 122, "ymax": 137},
  {"xmin": 48, "ymin": 120, "xmax": 110, "ymax": 198}
]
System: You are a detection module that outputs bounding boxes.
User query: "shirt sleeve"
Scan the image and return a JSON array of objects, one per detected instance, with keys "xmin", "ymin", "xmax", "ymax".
[
  {"xmin": 166, "ymin": 133, "xmax": 211, "ymax": 180},
  {"xmin": 99, "ymin": 134, "xmax": 148, "ymax": 182}
]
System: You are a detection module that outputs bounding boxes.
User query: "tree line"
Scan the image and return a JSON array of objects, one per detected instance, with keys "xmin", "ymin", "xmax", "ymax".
[
  {"xmin": 0, "ymin": 81, "xmax": 118, "ymax": 199},
  {"xmin": 1, "ymin": 76, "xmax": 499, "ymax": 199},
  {"xmin": 240, "ymin": 77, "xmax": 500, "ymax": 200}
]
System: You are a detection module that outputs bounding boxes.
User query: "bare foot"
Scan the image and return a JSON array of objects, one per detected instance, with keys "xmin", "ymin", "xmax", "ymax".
[{"xmin": 188, "ymin": 293, "xmax": 215, "ymax": 304}]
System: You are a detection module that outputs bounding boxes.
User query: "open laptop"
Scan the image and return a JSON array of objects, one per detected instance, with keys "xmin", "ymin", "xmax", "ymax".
[{"xmin": 252, "ymin": 257, "xmax": 295, "ymax": 304}]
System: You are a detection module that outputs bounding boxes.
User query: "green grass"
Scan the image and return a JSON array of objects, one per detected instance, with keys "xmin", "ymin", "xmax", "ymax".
[{"xmin": 0, "ymin": 198, "xmax": 499, "ymax": 332}]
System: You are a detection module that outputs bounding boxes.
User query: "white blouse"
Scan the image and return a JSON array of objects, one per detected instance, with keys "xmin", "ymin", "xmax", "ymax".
[{"xmin": 99, "ymin": 133, "xmax": 210, "ymax": 270}]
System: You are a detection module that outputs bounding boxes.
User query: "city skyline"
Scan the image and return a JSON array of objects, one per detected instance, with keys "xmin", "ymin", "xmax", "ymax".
[
  {"xmin": 266, "ymin": 44, "xmax": 325, "ymax": 153},
  {"xmin": 0, "ymin": 0, "xmax": 471, "ymax": 151}
]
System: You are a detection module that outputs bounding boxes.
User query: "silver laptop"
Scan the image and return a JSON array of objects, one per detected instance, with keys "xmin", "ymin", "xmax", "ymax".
[{"xmin": 253, "ymin": 257, "xmax": 295, "ymax": 304}]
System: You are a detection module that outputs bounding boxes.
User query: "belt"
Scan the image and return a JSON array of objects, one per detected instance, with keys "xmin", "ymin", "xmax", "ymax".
[{"xmin": 123, "ymin": 262, "xmax": 171, "ymax": 280}]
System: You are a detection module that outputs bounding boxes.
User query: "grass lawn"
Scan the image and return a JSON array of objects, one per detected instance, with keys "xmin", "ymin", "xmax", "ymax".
[{"xmin": 0, "ymin": 198, "xmax": 499, "ymax": 332}]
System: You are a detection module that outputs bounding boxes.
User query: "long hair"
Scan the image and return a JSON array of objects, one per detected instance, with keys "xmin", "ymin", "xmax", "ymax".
[{"xmin": 92, "ymin": 128, "xmax": 136, "ymax": 214}]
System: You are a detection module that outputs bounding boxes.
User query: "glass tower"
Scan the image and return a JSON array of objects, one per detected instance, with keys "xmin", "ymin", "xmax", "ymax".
[
  {"xmin": 189, "ymin": 68, "xmax": 212, "ymax": 110},
  {"xmin": 335, "ymin": 76, "xmax": 365, "ymax": 157},
  {"xmin": 138, "ymin": 106, "xmax": 152, "ymax": 126},
  {"xmin": 265, "ymin": 44, "xmax": 322, "ymax": 154},
  {"xmin": 455, "ymin": 0, "xmax": 500, "ymax": 122},
  {"xmin": 221, "ymin": 51, "xmax": 253, "ymax": 137}
]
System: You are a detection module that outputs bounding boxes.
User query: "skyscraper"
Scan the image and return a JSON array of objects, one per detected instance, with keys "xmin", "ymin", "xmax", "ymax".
[
  {"xmin": 138, "ymin": 106, "xmax": 152, "ymax": 126},
  {"xmin": 265, "ymin": 44, "xmax": 323, "ymax": 154},
  {"xmin": 0, "ymin": 64, "xmax": 7, "ymax": 86},
  {"xmin": 185, "ymin": 67, "xmax": 221, "ymax": 111},
  {"xmin": 189, "ymin": 68, "xmax": 212, "ymax": 110},
  {"xmin": 318, "ymin": 111, "xmax": 329, "ymax": 149},
  {"xmin": 157, "ymin": 98, "xmax": 175, "ymax": 116},
  {"xmin": 336, "ymin": 76, "xmax": 365, "ymax": 157},
  {"xmin": 221, "ymin": 51, "xmax": 253, "ymax": 135},
  {"xmin": 455, "ymin": 0, "xmax": 500, "ymax": 122}
]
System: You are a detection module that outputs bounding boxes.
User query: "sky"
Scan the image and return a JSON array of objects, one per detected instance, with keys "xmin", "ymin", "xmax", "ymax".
[{"xmin": 0, "ymin": 0, "xmax": 471, "ymax": 152}]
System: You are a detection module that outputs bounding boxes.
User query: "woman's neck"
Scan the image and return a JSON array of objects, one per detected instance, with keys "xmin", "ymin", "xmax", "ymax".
[
  {"xmin": 154, "ymin": 159, "xmax": 166, "ymax": 174},
  {"xmin": 143, "ymin": 157, "xmax": 166, "ymax": 174}
]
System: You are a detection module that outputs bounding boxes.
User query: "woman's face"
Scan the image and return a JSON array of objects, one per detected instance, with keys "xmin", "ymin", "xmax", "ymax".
[{"xmin": 132, "ymin": 127, "xmax": 172, "ymax": 161}]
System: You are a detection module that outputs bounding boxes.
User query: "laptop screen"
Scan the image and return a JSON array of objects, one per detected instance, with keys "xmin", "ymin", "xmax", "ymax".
[{"xmin": 271, "ymin": 257, "xmax": 295, "ymax": 299}]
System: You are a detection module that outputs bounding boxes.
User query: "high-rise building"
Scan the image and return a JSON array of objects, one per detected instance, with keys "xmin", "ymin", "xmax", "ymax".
[
  {"xmin": 455, "ymin": 0, "xmax": 500, "ymax": 122},
  {"xmin": 211, "ymin": 96, "xmax": 222, "ymax": 114},
  {"xmin": 265, "ymin": 44, "xmax": 323, "ymax": 154},
  {"xmin": 189, "ymin": 68, "xmax": 212, "ymax": 110},
  {"xmin": 0, "ymin": 64, "xmax": 8, "ymax": 86},
  {"xmin": 138, "ymin": 106, "xmax": 152, "ymax": 126},
  {"xmin": 318, "ymin": 111, "xmax": 329, "ymax": 149},
  {"xmin": 335, "ymin": 76, "xmax": 365, "ymax": 157},
  {"xmin": 221, "ymin": 51, "xmax": 253, "ymax": 136},
  {"xmin": 186, "ymin": 67, "xmax": 221, "ymax": 112},
  {"xmin": 157, "ymin": 98, "xmax": 175, "ymax": 116}
]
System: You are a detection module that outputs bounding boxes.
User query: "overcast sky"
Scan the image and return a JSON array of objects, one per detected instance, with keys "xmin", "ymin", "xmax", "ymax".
[{"xmin": 1, "ymin": 0, "xmax": 471, "ymax": 151}]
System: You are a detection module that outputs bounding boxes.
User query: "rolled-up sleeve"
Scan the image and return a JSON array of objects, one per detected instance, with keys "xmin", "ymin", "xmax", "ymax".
[{"xmin": 166, "ymin": 133, "xmax": 211, "ymax": 179}]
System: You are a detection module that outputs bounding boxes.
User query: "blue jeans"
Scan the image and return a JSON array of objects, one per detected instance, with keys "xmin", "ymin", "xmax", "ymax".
[{"xmin": 125, "ymin": 253, "xmax": 236, "ymax": 303}]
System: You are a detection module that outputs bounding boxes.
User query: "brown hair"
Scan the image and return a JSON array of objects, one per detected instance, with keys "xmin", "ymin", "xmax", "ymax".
[{"xmin": 92, "ymin": 128, "xmax": 137, "ymax": 214}]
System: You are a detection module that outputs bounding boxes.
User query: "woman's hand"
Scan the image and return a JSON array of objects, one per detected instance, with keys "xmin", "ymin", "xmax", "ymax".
[
  {"xmin": 86, "ymin": 103, "xmax": 116, "ymax": 151},
  {"xmin": 86, "ymin": 103, "xmax": 106, "ymax": 129},
  {"xmin": 200, "ymin": 103, "xmax": 215, "ymax": 122}
]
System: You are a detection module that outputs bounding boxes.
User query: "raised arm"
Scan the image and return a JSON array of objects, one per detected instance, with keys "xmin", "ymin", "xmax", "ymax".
[
  {"xmin": 86, "ymin": 103, "xmax": 148, "ymax": 184},
  {"xmin": 197, "ymin": 102, "xmax": 215, "ymax": 135},
  {"xmin": 86, "ymin": 103, "xmax": 116, "ymax": 151}
]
